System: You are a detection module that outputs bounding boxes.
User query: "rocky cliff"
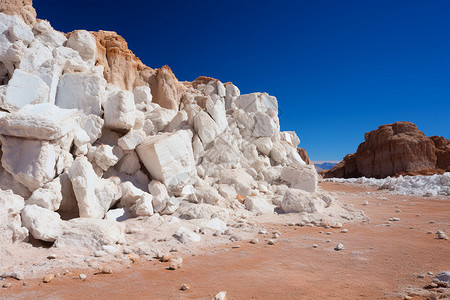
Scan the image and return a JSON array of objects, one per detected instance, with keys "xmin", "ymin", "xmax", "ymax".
[
  {"xmin": 0, "ymin": 0, "xmax": 359, "ymax": 258},
  {"xmin": 325, "ymin": 121, "xmax": 450, "ymax": 178}
]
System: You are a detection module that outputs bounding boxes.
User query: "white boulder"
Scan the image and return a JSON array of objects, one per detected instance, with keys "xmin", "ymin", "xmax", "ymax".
[
  {"xmin": 0, "ymin": 136, "xmax": 56, "ymax": 191},
  {"xmin": 26, "ymin": 177, "xmax": 62, "ymax": 211},
  {"xmin": 104, "ymin": 90, "xmax": 136, "ymax": 130},
  {"xmin": 65, "ymin": 30, "xmax": 96, "ymax": 65},
  {"xmin": 244, "ymin": 195, "xmax": 273, "ymax": 215},
  {"xmin": 118, "ymin": 129, "xmax": 146, "ymax": 151},
  {"xmin": 0, "ymin": 190, "xmax": 27, "ymax": 242},
  {"xmin": 0, "ymin": 103, "xmax": 77, "ymax": 140},
  {"xmin": 219, "ymin": 169, "xmax": 256, "ymax": 197},
  {"xmin": 235, "ymin": 93, "xmax": 278, "ymax": 113},
  {"xmin": 136, "ymin": 130, "xmax": 197, "ymax": 188},
  {"xmin": 55, "ymin": 73, "xmax": 106, "ymax": 116},
  {"xmin": 21, "ymin": 204, "xmax": 62, "ymax": 242},
  {"xmin": 193, "ymin": 110, "xmax": 222, "ymax": 146},
  {"xmin": 55, "ymin": 218, "xmax": 125, "ymax": 250},
  {"xmin": 2, "ymin": 69, "xmax": 49, "ymax": 111},
  {"xmin": 280, "ymin": 164, "xmax": 317, "ymax": 193},
  {"xmin": 281, "ymin": 189, "xmax": 326, "ymax": 213},
  {"xmin": 175, "ymin": 226, "xmax": 201, "ymax": 244}
]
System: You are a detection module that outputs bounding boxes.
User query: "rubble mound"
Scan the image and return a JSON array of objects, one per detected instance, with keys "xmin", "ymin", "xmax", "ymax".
[
  {"xmin": 0, "ymin": 1, "xmax": 363, "ymax": 277},
  {"xmin": 325, "ymin": 122, "xmax": 450, "ymax": 179}
]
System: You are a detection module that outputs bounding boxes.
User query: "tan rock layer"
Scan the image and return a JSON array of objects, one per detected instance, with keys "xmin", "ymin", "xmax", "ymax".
[
  {"xmin": 325, "ymin": 121, "xmax": 450, "ymax": 178},
  {"xmin": 297, "ymin": 148, "xmax": 311, "ymax": 165},
  {"xmin": 89, "ymin": 31, "xmax": 185, "ymax": 110},
  {"xmin": 0, "ymin": 0, "xmax": 36, "ymax": 26}
]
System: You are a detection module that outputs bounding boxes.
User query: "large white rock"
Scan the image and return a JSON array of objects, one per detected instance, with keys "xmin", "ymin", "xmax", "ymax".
[
  {"xmin": 224, "ymin": 83, "xmax": 240, "ymax": 110},
  {"xmin": 136, "ymin": 130, "xmax": 197, "ymax": 188},
  {"xmin": 280, "ymin": 131, "xmax": 300, "ymax": 147},
  {"xmin": 115, "ymin": 151, "xmax": 141, "ymax": 174},
  {"xmin": 235, "ymin": 93, "xmax": 278, "ymax": 113},
  {"xmin": 219, "ymin": 169, "xmax": 257, "ymax": 197},
  {"xmin": 65, "ymin": 30, "xmax": 96, "ymax": 65},
  {"xmin": 0, "ymin": 136, "xmax": 56, "ymax": 191},
  {"xmin": 21, "ymin": 204, "xmax": 62, "ymax": 242},
  {"xmin": 18, "ymin": 39, "xmax": 54, "ymax": 73},
  {"xmin": 254, "ymin": 137, "xmax": 273, "ymax": 155},
  {"xmin": 148, "ymin": 180, "xmax": 169, "ymax": 213},
  {"xmin": 253, "ymin": 112, "xmax": 276, "ymax": 137},
  {"xmin": 0, "ymin": 190, "xmax": 27, "ymax": 242},
  {"xmin": 118, "ymin": 129, "xmax": 146, "ymax": 151},
  {"xmin": 32, "ymin": 20, "xmax": 67, "ymax": 48},
  {"xmin": 77, "ymin": 112, "xmax": 104, "ymax": 144},
  {"xmin": 94, "ymin": 144, "xmax": 123, "ymax": 171},
  {"xmin": 67, "ymin": 156, "xmax": 103, "ymax": 218},
  {"xmin": 55, "ymin": 218, "xmax": 125, "ymax": 250},
  {"xmin": 206, "ymin": 98, "xmax": 228, "ymax": 132},
  {"xmin": 8, "ymin": 22, "xmax": 34, "ymax": 45},
  {"xmin": 2, "ymin": 69, "xmax": 49, "ymax": 111},
  {"xmin": 133, "ymin": 86, "xmax": 152, "ymax": 111},
  {"xmin": 0, "ymin": 103, "xmax": 77, "ymax": 140},
  {"xmin": 55, "ymin": 73, "xmax": 106, "ymax": 116},
  {"xmin": 244, "ymin": 195, "xmax": 273, "ymax": 215},
  {"xmin": 146, "ymin": 107, "xmax": 177, "ymax": 132},
  {"xmin": 26, "ymin": 177, "xmax": 62, "ymax": 211},
  {"xmin": 281, "ymin": 189, "xmax": 326, "ymax": 213},
  {"xmin": 193, "ymin": 110, "xmax": 222, "ymax": 146},
  {"xmin": 104, "ymin": 90, "xmax": 136, "ymax": 130},
  {"xmin": 280, "ymin": 164, "xmax": 317, "ymax": 193}
]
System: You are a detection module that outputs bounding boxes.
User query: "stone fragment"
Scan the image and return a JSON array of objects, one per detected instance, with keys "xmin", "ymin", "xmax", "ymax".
[
  {"xmin": 0, "ymin": 103, "xmax": 77, "ymax": 140},
  {"xmin": 55, "ymin": 73, "xmax": 106, "ymax": 116},
  {"xmin": 280, "ymin": 164, "xmax": 317, "ymax": 193},
  {"xmin": 104, "ymin": 89, "xmax": 136, "ymax": 130},
  {"xmin": 118, "ymin": 129, "xmax": 146, "ymax": 151},
  {"xmin": 21, "ymin": 204, "xmax": 62, "ymax": 242},
  {"xmin": 55, "ymin": 218, "xmax": 125, "ymax": 250},
  {"xmin": 281, "ymin": 189, "xmax": 327, "ymax": 214},
  {"xmin": 219, "ymin": 169, "xmax": 256, "ymax": 197},
  {"xmin": 66, "ymin": 30, "xmax": 96, "ymax": 64},
  {"xmin": 68, "ymin": 156, "xmax": 113, "ymax": 219},
  {"xmin": 193, "ymin": 110, "xmax": 222, "ymax": 145},
  {"xmin": 334, "ymin": 243, "xmax": 344, "ymax": 251},
  {"xmin": 0, "ymin": 136, "xmax": 56, "ymax": 191},
  {"xmin": 136, "ymin": 130, "xmax": 196, "ymax": 188},
  {"xmin": 254, "ymin": 137, "xmax": 273, "ymax": 155},
  {"xmin": 43, "ymin": 274, "xmax": 54, "ymax": 283},
  {"xmin": 95, "ymin": 144, "xmax": 123, "ymax": 171},
  {"xmin": 148, "ymin": 180, "xmax": 169, "ymax": 213},
  {"xmin": 3, "ymin": 69, "xmax": 49, "ymax": 111},
  {"xmin": 180, "ymin": 283, "xmax": 190, "ymax": 291},
  {"xmin": 244, "ymin": 195, "xmax": 273, "ymax": 215},
  {"xmin": 0, "ymin": 190, "xmax": 27, "ymax": 242},
  {"xmin": 115, "ymin": 151, "xmax": 141, "ymax": 174},
  {"xmin": 146, "ymin": 106, "xmax": 177, "ymax": 132},
  {"xmin": 0, "ymin": 270, "xmax": 24, "ymax": 281},
  {"xmin": 235, "ymin": 93, "xmax": 277, "ymax": 113},
  {"xmin": 133, "ymin": 86, "xmax": 152, "ymax": 109},
  {"xmin": 168, "ymin": 257, "xmax": 183, "ymax": 270},
  {"xmin": 175, "ymin": 227, "xmax": 201, "ymax": 244},
  {"xmin": 26, "ymin": 177, "xmax": 62, "ymax": 211},
  {"xmin": 253, "ymin": 112, "xmax": 276, "ymax": 137}
]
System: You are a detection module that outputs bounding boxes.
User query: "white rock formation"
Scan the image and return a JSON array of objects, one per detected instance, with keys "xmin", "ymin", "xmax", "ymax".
[
  {"xmin": 0, "ymin": 103, "xmax": 77, "ymax": 140},
  {"xmin": 55, "ymin": 73, "xmax": 106, "ymax": 116},
  {"xmin": 136, "ymin": 130, "xmax": 197, "ymax": 188},
  {"xmin": 0, "ymin": 190, "xmax": 27, "ymax": 242},
  {"xmin": 21, "ymin": 204, "xmax": 62, "ymax": 242},
  {"xmin": 2, "ymin": 69, "xmax": 49, "ymax": 111}
]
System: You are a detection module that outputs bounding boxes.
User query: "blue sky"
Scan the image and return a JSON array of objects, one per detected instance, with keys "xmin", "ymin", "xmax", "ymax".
[{"xmin": 34, "ymin": 0, "xmax": 450, "ymax": 161}]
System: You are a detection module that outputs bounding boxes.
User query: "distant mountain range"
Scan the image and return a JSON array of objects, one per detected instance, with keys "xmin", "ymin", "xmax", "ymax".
[{"xmin": 314, "ymin": 162, "xmax": 337, "ymax": 172}]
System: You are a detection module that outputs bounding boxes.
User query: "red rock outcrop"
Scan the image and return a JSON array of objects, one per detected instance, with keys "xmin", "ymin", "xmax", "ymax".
[
  {"xmin": 297, "ymin": 148, "xmax": 311, "ymax": 165},
  {"xmin": 325, "ymin": 121, "xmax": 450, "ymax": 178},
  {"xmin": 90, "ymin": 31, "xmax": 185, "ymax": 110},
  {"xmin": 0, "ymin": 0, "xmax": 36, "ymax": 26}
]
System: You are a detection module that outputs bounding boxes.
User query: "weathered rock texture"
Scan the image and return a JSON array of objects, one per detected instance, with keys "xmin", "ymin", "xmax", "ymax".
[
  {"xmin": 325, "ymin": 122, "xmax": 450, "ymax": 178},
  {"xmin": 0, "ymin": 0, "xmax": 36, "ymax": 26},
  {"xmin": 0, "ymin": 1, "xmax": 352, "ymax": 254}
]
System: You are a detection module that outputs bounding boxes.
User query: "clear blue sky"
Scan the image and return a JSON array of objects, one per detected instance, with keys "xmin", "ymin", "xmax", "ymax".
[{"xmin": 34, "ymin": 0, "xmax": 450, "ymax": 161}]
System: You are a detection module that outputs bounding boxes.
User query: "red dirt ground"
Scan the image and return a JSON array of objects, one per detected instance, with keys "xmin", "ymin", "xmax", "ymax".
[{"xmin": 2, "ymin": 182, "xmax": 449, "ymax": 299}]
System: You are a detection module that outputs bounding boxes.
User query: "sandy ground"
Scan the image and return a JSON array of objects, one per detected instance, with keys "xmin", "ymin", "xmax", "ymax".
[{"xmin": 1, "ymin": 182, "xmax": 449, "ymax": 300}]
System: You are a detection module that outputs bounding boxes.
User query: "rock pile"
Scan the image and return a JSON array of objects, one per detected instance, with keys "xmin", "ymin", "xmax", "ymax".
[
  {"xmin": 0, "ymin": 2, "xmax": 351, "ymax": 260},
  {"xmin": 325, "ymin": 121, "xmax": 450, "ymax": 179}
]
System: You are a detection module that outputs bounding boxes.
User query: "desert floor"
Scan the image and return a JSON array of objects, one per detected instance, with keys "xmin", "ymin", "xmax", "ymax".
[{"xmin": 2, "ymin": 182, "xmax": 449, "ymax": 300}]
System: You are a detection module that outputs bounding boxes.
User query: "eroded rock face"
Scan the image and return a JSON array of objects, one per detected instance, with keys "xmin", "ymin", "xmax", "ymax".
[
  {"xmin": 0, "ymin": 0, "xmax": 36, "ymax": 26},
  {"xmin": 0, "ymin": 2, "xmax": 341, "ymax": 257},
  {"xmin": 325, "ymin": 122, "xmax": 449, "ymax": 178}
]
